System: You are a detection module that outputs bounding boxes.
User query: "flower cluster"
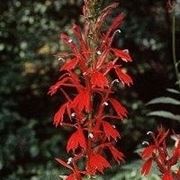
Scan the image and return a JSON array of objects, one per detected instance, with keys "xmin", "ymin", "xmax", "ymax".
[
  {"xmin": 141, "ymin": 128, "xmax": 180, "ymax": 180},
  {"xmin": 49, "ymin": 1, "xmax": 133, "ymax": 179}
]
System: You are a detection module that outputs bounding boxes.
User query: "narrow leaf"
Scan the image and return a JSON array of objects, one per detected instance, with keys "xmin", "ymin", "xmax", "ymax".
[
  {"xmin": 166, "ymin": 88, "xmax": 180, "ymax": 94},
  {"xmin": 147, "ymin": 97, "xmax": 180, "ymax": 106},
  {"xmin": 147, "ymin": 111, "xmax": 180, "ymax": 122}
]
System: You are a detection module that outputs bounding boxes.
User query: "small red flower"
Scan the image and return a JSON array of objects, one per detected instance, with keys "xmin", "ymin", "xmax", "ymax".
[
  {"xmin": 53, "ymin": 102, "xmax": 69, "ymax": 127},
  {"xmin": 115, "ymin": 67, "xmax": 133, "ymax": 86},
  {"xmin": 109, "ymin": 98, "xmax": 127, "ymax": 119},
  {"xmin": 108, "ymin": 146, "xmax": 124, "ymax": 163},
  {"xmin": 102, "ymin": 121, "xmax": 120, "ymax": 140},
  {"xmin": 162, "ymin": 171, "xmax": 173, "ymax": 180},
  {"xmin": 61, "ymin": 58, "xmax": 79, "ymax": 71},
  {"xmin": 66, "ymin": 128, "xmax": 87, "ymax": 152},
  {"xmin": 141, "ymin": 145, "xmax": 156, "ymax": 160},
  {"xmin": 87, "ymin": 153, "xmax": 111, "ymax": 175},
  {"xmin": 90, "ymin": 71, "xmax": 109, "ymax": 88},
  {"xmin": 111, "ymin": 48, "xmax": 132, "ymax": 62},
  {"xmin": 71, "ymin": 88, "xmax": 90, "ymax": 112}
]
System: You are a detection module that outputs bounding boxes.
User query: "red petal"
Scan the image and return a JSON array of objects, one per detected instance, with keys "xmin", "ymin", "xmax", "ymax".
[
  {"xmin": 66, "ymin": 172, "xmax": 82, "ymax": 180},
  {"xmin": 53, "ymin": 103, "xmax": 68, "ymax": 127},
  {"xmin": 105, "ymin": 13, "xmax": 125, "ymax": 40},
  {"xmin": 90, "ymin": 71, "xmax": 109, "ymax": 88},
  {"xmin": 61, "ymin": 58, "xmax": 79, "ymax": 71},
  {"xmin": 71, "ymin": 89, "xmax": 90, "ymax": 112},
  {"xmin": 108, "ymin": 146, "xmax": 124, "ymax": 163},
  {"xmin": 109, "ymin": 98, "xmax": 127, "ymax": 119},
  {"xmin": 115, "ymin": 68, "xmax": 133, "ymax": 86},
  {"xmin": 48, "ymin": 76, "xmax": 69, "ymax": 95},
  {"xmin": 111, "ymin": 48, "xmax": 132, "ymax": 62},
  {"xmin": 55, "ymin": 158, "xmax": 73, "ymax": 170},
  {"xmin": 60, "ymin": 33, "xmax": 77, "ymax": 53},
  {"xmin": 141, "ymin": 145, "xmax": 156, "ymax": 159},
  {"xmin": 66, "ymin": 128, "xmax": 87, "ymax": 152},
  {"xmin": 87, "ymin": 153, "xmax": 111, "ymax": 175},
  {"xmin": 162, "ymin": 171, "xmax": 173, "ymax": 180},
  {"xmin": 141, "ymin": 158, "xmax": 153, "ymax": 176},
  {"xmin": 95, "ymin": 3, "xmax": 119, "ymax": 31},
  {"xmin": 102, "ymin": 121, "xmax": 120, "ymax": 140}
]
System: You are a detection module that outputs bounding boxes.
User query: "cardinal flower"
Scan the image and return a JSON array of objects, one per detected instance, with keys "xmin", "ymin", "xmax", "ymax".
[
  {"xmin": 86, "ymin": 153, "xmax": 111, "ymax": 175},
  {"xmin": 53, "ymin": 102, "xmax": 69, "ymax": 127},
  {"xmin": 90, "ymin": 71, "xmax": 109, "ymax": 89},
  {"xmin": 109, "ymin": 98, "xmax": 127, "ymax": 119},
  {"xmin": 115, "ymin": 67, "xmax": 133, "ymax": 87},
  {"xmin": 108, "ymin": 146, "xmax": 124, "ymax": 163},
  {"xmin": 66, "ymin": 128, "xmax": 87, "ymax": 152},
  {"xmin": 71, "ymin": 88, "xmax": 90, "ymax": 112},
  {"xmin": 102, "ymin": 121, "xmax": 120, "ymax": 140}
]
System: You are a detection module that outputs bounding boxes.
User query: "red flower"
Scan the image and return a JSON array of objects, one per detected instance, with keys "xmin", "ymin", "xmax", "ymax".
[
  {"xmin": 71, "ymin": 88, "xmax": 90, "ymax": 112},
  {"xmin": 87, "ymin": 153, "xmax": 111, "ymax": 175},
  {"xmin": 66, "ymin": 128, "xmax": 87, "ymax": 152},
  {"xmin": 53, "ymin": 102, "xmax": 69, "ymax": 127},
  {"xmin": 115, "ymin": 67, "xmax": 133, "ymax": 86},
  {"xmin": 102, "ymin": 121, "xmax": 120, "ymax": 140},
  {"xmin": 162, "ymin": 171, "xmax": 173, "ymax": 180},
  {"xmin": 111, "ymin": 48, "xmax": 132, "ymax": 62},
  {"xmin": 141, "ymin": 145, "xmax": 156, "ymax": 160},
  {"xmin": 90, "ymin": 71, "xmax": 109, "ymax": 88},
  {"xmin": 109, "ymin": 98, "xmax": 127, "ymax": 119},
  {"xmin": 141, "ymin": 158, "xmax": 153, "ymax": 176},
  {"xmin": 61, "ymin": 58, "xmax": 79, "ymax": 71},
  {"xmin": 108, "ymin": 146, "xmax": 124, "ymax": 163}
]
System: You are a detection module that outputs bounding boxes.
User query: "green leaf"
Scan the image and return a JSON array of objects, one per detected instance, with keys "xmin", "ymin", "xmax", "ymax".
[
  {"xmin": 146, "ymin": 97, "xmax": 180, "ymax": 105},
  {"xmin": 166, "ymin": 88, "xmax": 180, "ymax": 94},
  {"xmin": 147, "ymin": 111, "xmax": 180, "ymax": 122}
]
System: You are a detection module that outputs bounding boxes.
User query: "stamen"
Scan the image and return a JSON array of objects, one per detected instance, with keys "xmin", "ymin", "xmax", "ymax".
[
  {"xmin": 103, "ymin": 102, "xmax": 108, "ymax": 106},
  {"xmin": 68, "ymin": 39, "xmax": 73, "ymax": 43},
  {"xmin": 123, "ymin": 49, "xmax": 129, "ymax": 53},
  {"xmin": 67, "ymin": 157, "xmax": 73, "ymax": 164},
  {"xmin": 115, "ymin": 29, "xmax": 121, "ymax": 34},
  {"xmin": 58, "ymin": 57, "xmax": 65, "ymax": 62},
  {"xmin": 142, "ymin": 141, "xmax": 149, "ymax": 146},
  {"xmin": 111, "ymin": 79, "xmax": 119, "ymax": 85},
  {"xmin": 88, "ymin": 133, "xmax": 94, "ymax": 139},
  {"xmin": 71, "ymin": 113, "xmax": 76, "ymax": 117},
  {"xmin": 96, "ymin": 51, "xmax": 101, "ymax": 55},
  {"xmin": 147, "ymin": 131, "xmax": 153, "ymax": 136}
]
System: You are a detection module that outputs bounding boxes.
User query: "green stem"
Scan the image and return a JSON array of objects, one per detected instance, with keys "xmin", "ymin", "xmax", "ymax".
[{"xmin": 172, "ymin": 8, "xmax": 180, "ymax": 89}]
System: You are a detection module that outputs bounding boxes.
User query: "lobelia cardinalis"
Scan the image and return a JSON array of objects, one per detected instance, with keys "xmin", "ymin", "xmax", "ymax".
[
  {"xmin": 49, "ymin": 1, "xmax": 133, "ymax": 179},
  {"xmin": 141, "ymin": 127, "xmax": 180, "ymax": 180}
]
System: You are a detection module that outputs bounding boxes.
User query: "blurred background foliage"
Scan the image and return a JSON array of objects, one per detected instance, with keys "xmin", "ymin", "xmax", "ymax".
[{"xmin": 0, "ymin": 0, "xmax": 180, "ymax": 179}]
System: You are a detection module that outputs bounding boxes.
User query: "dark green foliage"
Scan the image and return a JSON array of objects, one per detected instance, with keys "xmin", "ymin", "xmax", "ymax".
[{"xmin": 0, "ymin": 0, "xmax": 179, "ymax": 179}]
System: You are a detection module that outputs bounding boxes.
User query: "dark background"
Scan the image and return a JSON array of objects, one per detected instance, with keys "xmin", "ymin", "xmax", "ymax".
[{"xmin": 0, "ymin": 0, "xmax": 180, "ymax": 179}]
